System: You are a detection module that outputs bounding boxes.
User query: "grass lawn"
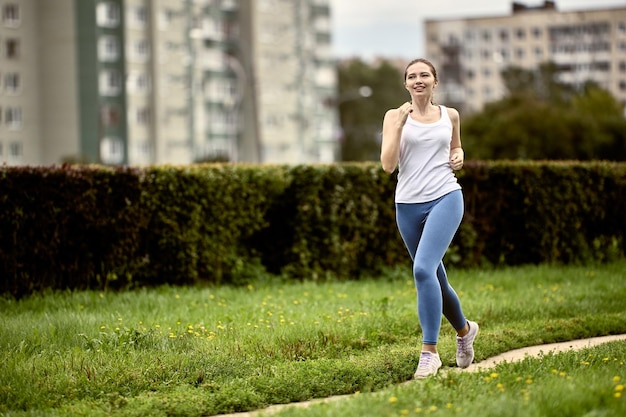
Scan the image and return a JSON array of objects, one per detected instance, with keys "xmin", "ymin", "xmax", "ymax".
[{"xmin": 1, "ymin": 260, "xmax": 625, "ymax": 416}]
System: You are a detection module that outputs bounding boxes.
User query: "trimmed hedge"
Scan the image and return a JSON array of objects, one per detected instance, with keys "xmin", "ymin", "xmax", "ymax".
[{"xmin": 1, "ymin": 161, "xmax": 624, "ymax": 297}]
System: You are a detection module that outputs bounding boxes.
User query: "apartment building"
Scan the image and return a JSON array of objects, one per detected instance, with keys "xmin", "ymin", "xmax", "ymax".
[
  {"xmin": 0, "ymin": 0, "xmax": 337, "ymax": 166},
  {"xmin": 424, "ymin": 1, "xmax": 626, "ymax": 114}
]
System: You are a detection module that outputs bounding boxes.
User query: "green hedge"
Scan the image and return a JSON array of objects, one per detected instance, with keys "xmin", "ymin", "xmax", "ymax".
[{"xmin": 1, "ymin": 161, "xmax": 624, "ymax": 297}]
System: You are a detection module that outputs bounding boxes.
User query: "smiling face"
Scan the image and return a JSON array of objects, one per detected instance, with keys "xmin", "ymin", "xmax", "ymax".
[{"xmin": 404, "ymin": 60, "xmax": 438, "ymax": 102}]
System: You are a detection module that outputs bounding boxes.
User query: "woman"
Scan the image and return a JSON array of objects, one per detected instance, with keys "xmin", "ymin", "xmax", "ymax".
[{"xmin": 380, "ymin": 58, "xmax": 478, "ymax": 378}]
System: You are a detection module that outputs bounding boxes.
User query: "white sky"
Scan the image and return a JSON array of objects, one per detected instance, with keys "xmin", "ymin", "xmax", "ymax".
[{"xmin": 329, "ymin": 0, "xmax": 626, "ymax": 60}]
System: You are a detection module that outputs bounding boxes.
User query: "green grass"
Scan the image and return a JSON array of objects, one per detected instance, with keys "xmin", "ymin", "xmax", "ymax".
[
  {"xmin": 0, "ymin": 260, "xmax": 625, "ymax": 416},
  {"xmin": 268, "ymin": 341, "xmax": 626, "ymax": 417}
]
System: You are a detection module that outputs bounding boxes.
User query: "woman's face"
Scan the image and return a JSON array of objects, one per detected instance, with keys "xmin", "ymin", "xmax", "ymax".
[{"xmin": 404, "ymin": 62, "xmax": 438, "ymax": 100}]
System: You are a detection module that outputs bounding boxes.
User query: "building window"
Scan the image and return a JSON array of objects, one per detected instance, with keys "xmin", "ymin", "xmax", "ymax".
[
  {"xmin": 96, "ymin": 2, "xmax": 121, "ymax": 28},
  {"xmin": 98, "ymin": 35, "xmax": 119, "ymax": 62},
  {"xmin": 620, "ymin": 81, "xmax": 626, "ymax": 91},
  {"xmin": 127, "ymin": 72, "xmax": 151, "ymax": 94},
  {"xmin": 532, "ymin": 27, "xmax": 542, "ymax": 38},
  {"xmin": 100, "ymin": 104, "xmax": 121, "ymax": 127},
  {"xmin": 8, "ymin": 142, "xmax": 22, "ymax": 162},
  {"xmin": 2, "ymin": 3, "xmax": 20, "ymax": 27},
  {"xmin": 4, "ymin": 72, "xmax": 20, "ymax": 94},
  {"xmin": 135, "ymin": 107, "xmax": 151, "ymax": 124},
  {"xmin": 618, "ymin": 22, "xmax": 626, "ymax": 34},
  {"xmin": 499, "ymin": 29, "xmax": 509, "ymax": 42},
  {"xmin": 99, "ymin": 70, "xmax": 122, "ymax": 96},
  {"xmin": 5, "ymin": 107, "xmax": 22, "ymax": 129},
  {"xmin": 131, "ymin": 39, "xmax": 150, "ymax": 62},
  {"xmin": 534, "ymin": 47, "xmax": 543, "ymax": 59},
  {"xmin": 130, "ymin": 5, "xmax": 147, "ymax": 28},
  {"xmin": 159, "ymin": 8, "xmax": 175, "ymax": 30},
  {"xmin": 5, "ymin": 38, "xmax": 19, "ymax": 59},
  {"xmin": 100, "ymin": 137, "xmax": 124, "ymax": 164},
  {"xmin": 516, "ymin": 28, "xmax": 526, "ymax": 39}
]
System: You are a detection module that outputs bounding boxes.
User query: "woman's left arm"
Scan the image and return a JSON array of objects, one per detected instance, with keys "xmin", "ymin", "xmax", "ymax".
[{"xmin": 448, "ymin": 107, "xmax": 464, "ymax": 171}]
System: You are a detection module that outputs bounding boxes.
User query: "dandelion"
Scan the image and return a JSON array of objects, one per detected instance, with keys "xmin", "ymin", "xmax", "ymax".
[
  {"xmin": 429, "ymin": 405, "xmax": 438, "ymax": 412},
  {"xmin": 490, "ymin": 373, "xmax": 499, "ymax": 379},
  {"xmin": 415, "ymin": 408, "xmax": 423, "ymax": 413},
  {"xmin": 559, "ymin": 372, "xmax": 566, "ymax": 377},
  {"xmin": 446, "ymin": 403, "xmax": 453, "ymax": 409},
  {"xmin": 401, "ymin": 410, "xmax": 409, "ymax": 415},
  {"xmin": 389, "ymin": 396, "xmax": 398, "ymax": 403},
  {"xmin": 615, "ymin": 384, "xmax": 624, "ymax": 392},
  {"xmin": 613, "ymin": 376, "xmax": 621, "ymax": 383}
]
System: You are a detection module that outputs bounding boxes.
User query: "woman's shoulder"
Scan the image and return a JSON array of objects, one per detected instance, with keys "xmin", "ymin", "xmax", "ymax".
[
  {"xmin": 383, "ymin": 107, "xmax": 401, "ymax": 122},
  {"xmin": 443, "ymin": 106, "xmax": 459, "ymax": 122}
]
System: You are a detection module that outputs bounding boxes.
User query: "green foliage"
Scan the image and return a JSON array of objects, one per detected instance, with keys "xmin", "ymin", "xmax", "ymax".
[
  {"xmin": 249, "ymin": 163, "xmax": 405, "ymax": 280},
  {"xmin": 463, "ymin": 63, "xmax": 626, "ymax": 160},
  {"xmin": 1, "ymin": 161, "xmax": 625, "ymax": 297},
  {"xmin": 456, "ymin": 160, "xmax": 626, "ymax": 267},
  {"xmin": 337, "ymin": 59, "xmax": 406, "ymax": 161},
  {"xmin": 138, "ymin": 164, "xmax": 288, "ymax": 286}
]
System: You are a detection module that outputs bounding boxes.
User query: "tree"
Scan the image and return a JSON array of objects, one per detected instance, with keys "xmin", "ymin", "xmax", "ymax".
[
  {"xmin": 463, "ymin": 63, "xmax": 626, "ymax": 161},
  {"xmin": 337, "ymin": 59, "xmax": 407, "ymax": 161}
]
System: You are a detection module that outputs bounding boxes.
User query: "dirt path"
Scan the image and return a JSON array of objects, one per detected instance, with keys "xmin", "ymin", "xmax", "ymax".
[{"xmin": 217, "ymin": 334, "xmax": 626, "ymax": 417}]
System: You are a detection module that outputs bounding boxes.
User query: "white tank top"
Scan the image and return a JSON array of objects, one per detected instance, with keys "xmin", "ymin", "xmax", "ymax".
[{"xmin": 395, "ymin": 105, "xmax": 461, "ymax": 203}]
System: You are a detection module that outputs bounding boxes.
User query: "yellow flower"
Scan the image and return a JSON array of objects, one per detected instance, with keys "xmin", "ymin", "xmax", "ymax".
[
  {"xmin": 615, "ymin": 384, "xmax": 624, "ymax": 392},
  {"xmin": 613, "ymin": 376, "xmax": 621, "ymax": 383},
  {"xmin": 389, "ymin": 396, "xmax": 398, "ymax": 403}
]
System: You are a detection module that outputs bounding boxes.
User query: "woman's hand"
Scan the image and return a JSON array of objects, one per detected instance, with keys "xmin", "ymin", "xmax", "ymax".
[
  {"xmin": 397, "ymin": 102, "xmax": 413, "ymax": 128},
  {"xmin": 449, "ymin": 147, "xmax": 464, "ymax": 171}
]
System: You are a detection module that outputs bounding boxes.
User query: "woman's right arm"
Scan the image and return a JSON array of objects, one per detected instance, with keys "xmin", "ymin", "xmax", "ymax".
[{"xmin": 381, "ymin": 104, "xmax": 409, "ymax": 173}]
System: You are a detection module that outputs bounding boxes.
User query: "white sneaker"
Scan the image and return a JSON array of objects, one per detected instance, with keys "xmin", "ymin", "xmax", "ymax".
[
  {"xmin": 414, "ymin": 351, "xmax": 442, "ymax": 379},
  {"xmin": 456, "ymin": 320, "xmax": 479, "ymax": 368}
]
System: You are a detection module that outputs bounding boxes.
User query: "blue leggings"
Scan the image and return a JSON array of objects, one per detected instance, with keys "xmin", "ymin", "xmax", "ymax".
[{"xmin": 396, "ymin": 190, "xmax": 466, "ymax": 345}]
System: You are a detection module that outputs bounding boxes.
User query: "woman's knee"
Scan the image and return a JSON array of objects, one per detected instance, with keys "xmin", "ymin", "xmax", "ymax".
[{"xmin": 413, "ymin": 264, "xmax": 434, "ymax": 284}]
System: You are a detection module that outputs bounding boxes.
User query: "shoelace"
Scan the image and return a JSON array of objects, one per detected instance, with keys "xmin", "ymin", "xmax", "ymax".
[
  {"xmin": 419, "ymin": 353, "xmax": 434, "ymax": 368},
  {"xmin": 457, "ymin": 336, "xmax": 467, "ymax": 353}
]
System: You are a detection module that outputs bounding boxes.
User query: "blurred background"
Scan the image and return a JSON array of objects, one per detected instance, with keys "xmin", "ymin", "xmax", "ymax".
[{"xmin": 0, "ymin": 0, "xmax": 624, "ymax": 166}]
